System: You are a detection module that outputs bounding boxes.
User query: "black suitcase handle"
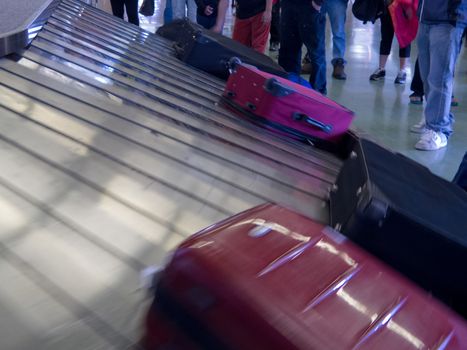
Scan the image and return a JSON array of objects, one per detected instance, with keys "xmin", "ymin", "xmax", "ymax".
[
  {"xmin": 173, "ymin": 42, "xmax": 184, "ymax": 56},
  {"xmin": 292, "ymin": 112, "xmax": 333, "ymax": 133}
]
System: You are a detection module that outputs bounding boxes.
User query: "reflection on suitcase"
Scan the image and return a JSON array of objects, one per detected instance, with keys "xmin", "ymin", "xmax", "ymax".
[
  {"xmin": 222, "ymin": 62, "xmax": 355, "ymax": 154},
  {"xmin": 330, "ymin": 138, "xmax": 467, "ymax": 318},
  {"xmin": 144, "ymin": 204, "xmax": 467, "ymax": 350},
  {"xmin": 156, "ymin": 19, "xmax": 286, "ymax": 80}
]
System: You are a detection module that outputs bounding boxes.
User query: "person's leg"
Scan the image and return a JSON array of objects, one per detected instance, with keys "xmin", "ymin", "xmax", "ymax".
[
  {"xmin": 278, "ymin": 3, "xmax": 302, "ymax": 74},
  {"xmin": 110, "ymin": 0, "xmax": 125, "ymax": 19},
  {"xmin": 124, "ymin": 0, "xmax": 139, "ymax": 26},
  {"xmin": 186, "ymin": 0, "xmax": 197, "ymax": 22},
  {"xmin": 371, "ymin": 11, "xmax": 392, "ymax": 80},
  {"xmin": 233, "ymin": 17, "xmax": 253, "ymax": 48},
  {"xmin": 299, "ymin": 4, "xmax": 326, "ymax": 94},
  {"xmin": 410, "ymin": 58, "xmax": 424, "ymax": 98},
  {"xmin": 172, "ymin": 0, "xmax": 186, "ymax": 19},
  {"xmin": 415, "ymin": 23, "xmax": 464, "ymax": 150},
  {"xmin": 425, "ymin": 25, "xmax": 463, "ymax": 135},
  {"xmin": 269, "ymin": 0, "xmax": 281, "ymax": 48},
  {"xmin": 251, "ymin": 12, "xmax": 271, "ymax": 53},
  {"xmin": 164, "ymin": 0, "xmax": 173, "ymax": 24},
  {"xmin": 324, "ymin": 0, "xmax": 347, "ymax": 62},
  {"xmin": 197, "ymin": 14, "xmax": 217, "ymax": 29},
  {"xmin": 394, "ymin": 43, "xmax": 410, "ymax": 83}
]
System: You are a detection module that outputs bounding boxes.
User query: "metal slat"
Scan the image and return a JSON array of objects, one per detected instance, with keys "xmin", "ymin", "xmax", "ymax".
[
  {"xmin": 36, "ymin": 32, "xmax": 219, "ymax": 103},
  {"xmin": 47, "ymin": 16, "xmax": 225, "ymax": 89},
  {"xmin": 0, "ymin": 73, "xmax": 330, "ymax": 198},
  {"xmin": 41, "ymin": 26, "xmax": 220, "ymax": 100},
  {"xmin": 0, "ymin": 1, "xmax": 347, "ymax": 348},
  {"xmin": 0, "ymin": 62, "xmax": 333, "ymax": 192},
  {"xmin": 60, "ymin": 0, "xmax": 173, "ymax": 49},
  {"xmin": 20, "ymin": 47, "xmax": 341, "ymax": 173},
  {"xmin": 0, "ymin": 84, "xmax": 327, "ymax": 219}
]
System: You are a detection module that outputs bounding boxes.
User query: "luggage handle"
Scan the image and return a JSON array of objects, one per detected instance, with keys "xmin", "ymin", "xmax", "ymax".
[
  {"xmin": 264, "ymin": 78, "xmax": 295, "ymax": 97},
  {"xmin": 173, "ymin": 42, "xmax": 184, "ymax": 56},
  {"xmin": 292, "ymin": 112, "xmax": 333, "ymax": 133}
]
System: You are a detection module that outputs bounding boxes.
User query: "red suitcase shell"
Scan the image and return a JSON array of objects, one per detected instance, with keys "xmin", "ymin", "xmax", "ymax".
[
  {"xmin": 223, "ymin": 63, "xmax": 355, "ymax": 145},
  {"xmin": 153, "ymin": 204, "xmax": 467, "ymax": 350},
  {"xmin": 143, "ymin": 301, "xmax": 200, "ymax": 350}
]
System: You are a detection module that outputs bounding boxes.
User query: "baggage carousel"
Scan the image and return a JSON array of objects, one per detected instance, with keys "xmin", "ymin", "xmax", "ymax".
[{"xmin": 0, "ymin": 1, "xmax": 341, "ymax": 348}]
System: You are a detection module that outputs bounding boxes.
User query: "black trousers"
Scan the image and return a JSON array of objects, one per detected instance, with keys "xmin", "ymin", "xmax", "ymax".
[
  {"xmin": 379, "ymin": 10, "xmax": 410, "ymax": 57},
  {"xmin": 279, "ymin": 1, "xmax": 326, "ymax": 94},
  {"xmin": 410, "ymin": 58, "xmax": 424, "ymax": 95},
  {"xmin": 110, "ymin": 0, "xmax": 140, "ymax": 26},
  {"xmin": 270, "ymin": 0, "xmax": 281, "ymax": 44}
]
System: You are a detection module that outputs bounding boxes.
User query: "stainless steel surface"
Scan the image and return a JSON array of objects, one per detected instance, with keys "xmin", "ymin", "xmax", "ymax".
[
  {"xmin": 0, "ymin": 0, "xmax": 58, "ymax": 57},
  {"xmin": 0, "ymin": 0, "xmax": 341, "ymax": 348}
]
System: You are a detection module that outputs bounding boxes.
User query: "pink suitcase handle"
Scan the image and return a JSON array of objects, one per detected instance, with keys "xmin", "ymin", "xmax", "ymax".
[{"xmin": 292, "ymin": 112, "xmax": 333, "ymax": 133}]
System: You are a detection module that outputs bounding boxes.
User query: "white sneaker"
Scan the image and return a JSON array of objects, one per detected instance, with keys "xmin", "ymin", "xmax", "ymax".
[
  {"xmin": 410, "ymin": 119, "xmax": 429, "ymax": 134},
  {"xmin": 415, "ymin": 130, "xmax": 448, "ymax": 151}
]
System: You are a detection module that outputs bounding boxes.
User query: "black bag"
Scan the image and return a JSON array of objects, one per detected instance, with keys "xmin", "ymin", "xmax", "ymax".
[
  {"xmin": 453, "ymin": 152, "xmax": 467, "ymax": 192},
  {"xmin": 156, "ymin": 19, "xmax": 287, "ymax": 80},
  {"xmin": 139, "ymin": 0, "xmax": 155, "ymax": 16},
  {"xmin": 352, "ymin": 0, "xmax": 385, "ymax": 24},
  {"xmin": 330, "ymin": 138, "xmax": 467, "ymax": 317}
]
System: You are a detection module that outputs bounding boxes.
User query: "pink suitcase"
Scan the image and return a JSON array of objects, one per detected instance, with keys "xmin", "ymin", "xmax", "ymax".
[
  {"xmin": 223, "ymin": 63, "xmax": 355, "ymax": 149},
  {"xmin": 147, "ymin": 204, "xmax": 467, "ymax": 350}
]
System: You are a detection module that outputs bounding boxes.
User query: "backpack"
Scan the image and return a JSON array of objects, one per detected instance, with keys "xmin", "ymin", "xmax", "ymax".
[{"xmin": 352, "ymin": 0, "xmax": 386, "ymax": 24}]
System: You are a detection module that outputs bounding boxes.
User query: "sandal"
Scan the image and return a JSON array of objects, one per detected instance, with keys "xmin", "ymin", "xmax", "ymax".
[{"xmin": 409, "ymin": 92, "xmax": 423, "ymax": 105}]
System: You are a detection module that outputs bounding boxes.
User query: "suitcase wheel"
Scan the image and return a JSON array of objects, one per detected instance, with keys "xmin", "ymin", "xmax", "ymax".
[
  {"xmin": 246, "ymin": 102, "xmax": 257, "ymax": 111},
  {"xmin": 225, "ymin": 91, "xmax": 236, "ymax": 98},
  {"xmin": 292, "ymin": 112, "xmax": 333, "ymax": 133},
  {"xmin": 227, "ymin": 57, "xmax": 242, "ymax": 73},
  {"xmin": 264, "ymin": 78, "xmax": 295, "ymax": 97}
]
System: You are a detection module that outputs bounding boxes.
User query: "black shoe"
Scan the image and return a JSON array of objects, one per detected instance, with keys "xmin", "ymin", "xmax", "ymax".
[{"xmin": 369, "ymin": 68, "xmax": 386, "ymax": 81}]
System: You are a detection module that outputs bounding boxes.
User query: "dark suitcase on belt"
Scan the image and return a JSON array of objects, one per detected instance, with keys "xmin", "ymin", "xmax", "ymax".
[
  {"xmin": 330, "ymin": 138, "xmax": 467, "ymax": 317},
  {"xmin": 156, "ymin": 19, "xmax": 287, "ymax": 80},
  {"xmin": 453, "ymin": 151, "xmax": 467, "ymax": 192}
]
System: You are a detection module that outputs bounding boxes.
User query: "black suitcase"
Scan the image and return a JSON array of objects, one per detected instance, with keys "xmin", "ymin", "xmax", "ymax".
[
  {"xmin": 453, "ymin": 151, "xmax": 467, "ymax": 192},
  {"xmin": 156, "ymin": 19, "xmax": 287, "ymax": 80},
  {"xmin": 330, "ymin": 138, "xmax": 467, "ymax": 317}
]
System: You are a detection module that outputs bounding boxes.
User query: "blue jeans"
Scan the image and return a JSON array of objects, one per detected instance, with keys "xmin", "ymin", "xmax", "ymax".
[
  {"xmin": 278, "ymin": 1, "xmax": 326, "ymax": 94},
  {"xmin": 164, "ymin": 0, "xmax": 173, "ymax": 24},
  {"xmin": 323, "ymin": 0, "xmax": 348, "ymax": 62},
  {"xmin": 418, "ymin": 23, "xmax": 464, "ymax": 137},
  {"xmin": 172, "ymin": 0, "xmax": 197, "ymax": 22}
]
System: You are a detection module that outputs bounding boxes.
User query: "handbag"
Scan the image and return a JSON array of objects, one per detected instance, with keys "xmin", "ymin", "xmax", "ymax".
[
  {"xmin": 139, "ymin": 0, "xmax": 155, "ymax": 16},
  {"xmin": 388, "ymin": 0, "xmax": 419, "ymax": 48}
]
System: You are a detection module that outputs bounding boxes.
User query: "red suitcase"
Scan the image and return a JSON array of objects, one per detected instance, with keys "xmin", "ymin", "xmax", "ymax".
[
  {"xmin": 142, "ymin": 300, "xmax": 200, "ymax": 350},
  {"xmin": 149, "ymin": 204, "xmax": 467, "ymax": 350},
  {"xmin": 222, "ymin": 63, "xmax": 355, "ymax": 150}
]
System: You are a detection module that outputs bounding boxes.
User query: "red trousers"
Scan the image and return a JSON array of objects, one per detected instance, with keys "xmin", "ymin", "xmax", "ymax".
[{"xmin": 233, "ymin": 12, "xmax": 271, "ymax": 54}]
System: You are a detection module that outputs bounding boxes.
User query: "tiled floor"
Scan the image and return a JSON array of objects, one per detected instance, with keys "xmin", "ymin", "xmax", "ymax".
[{"xmin": 135, "ymin": 0, "xmax": 467, "ymax": 180}]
